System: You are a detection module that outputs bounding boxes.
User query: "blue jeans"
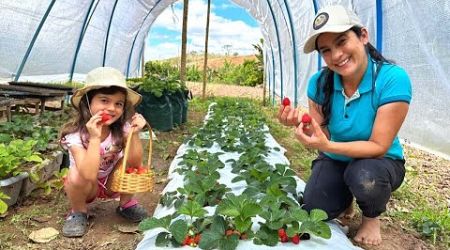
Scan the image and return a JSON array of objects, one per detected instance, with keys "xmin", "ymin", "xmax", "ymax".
[{"xmin": 302, "ymin": 153, "xmax": 405, "ymax": 219}]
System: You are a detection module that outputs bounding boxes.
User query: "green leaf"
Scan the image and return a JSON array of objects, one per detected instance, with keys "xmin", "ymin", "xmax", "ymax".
[
  {"xmin": 310, "ymin": 209, "xmax": 328, "ymax": 222},
  {"xmin": 218, "ymin": 234, "xmax": 239, "ymax": 250},
  {"xmin": 169, "ymin": 219, "xmax": 188, "ymax": 243},
  {"xmin": 178, "ymin": 200, "xmax": 207, "ymax": 218},
  {"xmin": 290, "ymin": 207, "xmax": 309, "ymax": 221},
  {"xmin": 0, "ymin": 199, "xmax": 8, "ymax": 214},
  {"xmin": 138, "ymin": 215, "xmax": 172, "ymax": 231},
  {"xmin": 242, "ymin": 203, "xmax": 262, "ymax": 218},
  {"xmin": 198, "ymin": 230, "xmax": 223, "ymax": 249},
  {"xmin": 234, "ymin": 217, "xmax": 252, "ymax": 233},
  {"xmin": 155, "ymin": 232, "xmax": 171, "ymax": 247}
]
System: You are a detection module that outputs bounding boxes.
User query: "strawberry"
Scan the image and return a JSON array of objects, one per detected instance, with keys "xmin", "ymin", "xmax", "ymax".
[
  {"xmin": 137, "ymin": 166, "xmax": 147, "ymax": 174},
  {"xmin": 282, "ymin": 97, "xmax": 290, "ymax": 106},
  {"xmin": 301, "ymin": 113, "xmax": 312, "ymax": 124},
  {"xmin": 101, "ymin": 113, "xmax": 112, "ymax": 123},
  {"xmin": 125, "ymin": 167, "xmax": 135, "ymax": 174},
  {"xmin": 280, "ymin": 235, "xmax": 289, "ymax": 243},
  {"xmin": 193, "ymin": 234, "xmax": 201, "ymax": 244},
  {"xmin": 225, "ymin": 229, "xmax": 234, "ymax": 236},
  {"xmin": 182, "ymin": 235, "xmax": 190, "ymax": 246},
  {"xmin": 291, "ymin": 234, "xmax": 300, "ymax": 244},
  {"xmin": 278, "ymin": 228, "xmax": 286, "ymax": 238}
]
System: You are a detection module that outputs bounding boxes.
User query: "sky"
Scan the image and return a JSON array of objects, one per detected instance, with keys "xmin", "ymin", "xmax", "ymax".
[{"xmin": 144, "ymin": 0, "xmax": 262, "ymax": 61}]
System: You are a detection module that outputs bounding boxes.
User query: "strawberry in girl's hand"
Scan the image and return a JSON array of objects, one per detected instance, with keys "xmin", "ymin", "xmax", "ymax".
[
  {"xmin": 301, "ymin": 113, "xmax": 312, "ymax": 124},
  {"xmin": 282, "ymin": 97, "xmax": 291, "ymax": 107},
  {"xmin": 101, "ymin": 113, "xmax": 112, "ymax": 123}
]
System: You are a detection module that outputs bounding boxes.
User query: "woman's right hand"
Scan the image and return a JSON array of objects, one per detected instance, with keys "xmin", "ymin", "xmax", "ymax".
[
  {"xmin": 85, "ymin": 112, "xmax": 103, "ymax": 139},
  {"xmin": 277, "ymin": 105, "xmax": 300, "ymax": 126}
]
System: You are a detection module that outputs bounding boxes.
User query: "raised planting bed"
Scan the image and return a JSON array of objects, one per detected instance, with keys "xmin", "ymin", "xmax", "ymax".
[
  {"xmin": 0, "ymin": 173, "xmax": 29, "ymax": 206},
  {"xmin": 21, "ymin": 150, "xmax": 63, "ymax": 197}
]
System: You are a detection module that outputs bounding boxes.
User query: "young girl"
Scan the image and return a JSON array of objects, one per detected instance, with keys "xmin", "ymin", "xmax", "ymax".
[
  {"xmin": 278, "ymin": 5, "xmax": 411, "ymax": 246},
  {"xmin": 59, "ymin": 67, "xmax": 148, "ymax": 237}
]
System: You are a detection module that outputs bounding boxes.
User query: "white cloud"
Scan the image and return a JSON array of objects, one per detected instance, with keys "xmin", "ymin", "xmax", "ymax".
[{"xmin": 145, "ymin": 0, "xmax": 261, "ymax": 60}]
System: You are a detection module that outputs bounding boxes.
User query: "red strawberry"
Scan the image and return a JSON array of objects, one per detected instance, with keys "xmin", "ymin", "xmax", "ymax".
[
  {"xmin": 301, "ymin": 113, "xmax": 312, "ymax": 124},
  {"xmin": 280, "ymin": 235, "xmax": 289, "ymax": 243},
  {"xmin": 225, "ymin": 229, "xmax": 234, "ymax": 236},
  {"xmin": 126, "ymin": 167, "xmax": 135, "ymax": 174},
  {"xmin": 137, "ymin": 166, "xmax": 147, "ymax": 174},
  {"xmin": 193, "ymin": 234, "xmax": 201, "ymax": 244},
  {"xmin": 278, "ymin": 228, "xmax": 287, "ymax": 238},
  {"xmin": 291, "ymin": 234, "xmax": 300, "ymax": 244},
  {"xmin": 101, "ymin": 113, "xmax": 112, "ymax": 123},
  {"xmin": 182, "ymin": 235, "xmax": 190, "ymax": 246},
  {"xmin": 282, "ymin": 97, "xmax": 290, "ymax": 106}
]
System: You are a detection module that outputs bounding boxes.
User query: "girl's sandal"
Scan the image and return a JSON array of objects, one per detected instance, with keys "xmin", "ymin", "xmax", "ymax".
[
  {"xmin": 62, "ymin": 212, "xmax": 88, "ymax": 237},
  {"xmin": 116, "ymin": 204, "xmax": 148, "ymax": 222}
]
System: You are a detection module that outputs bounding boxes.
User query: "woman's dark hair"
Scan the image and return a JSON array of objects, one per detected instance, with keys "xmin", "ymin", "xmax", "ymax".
[
  {"xmin": 315, "ymin": 26, "xmax": 393, "ymax": 126},
  {"xmin": 59, "ymin": 86, "xmax": 133, "ymax": 150}
]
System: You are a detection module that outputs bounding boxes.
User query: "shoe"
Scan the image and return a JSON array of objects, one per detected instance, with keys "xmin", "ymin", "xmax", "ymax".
[
  {"xmin": 116, "ymin": 204, "xmax": 148, "ymax": 222},
  {"xmin": 62, "ymin": 212, "xmax": 88, "ymax": 237}
]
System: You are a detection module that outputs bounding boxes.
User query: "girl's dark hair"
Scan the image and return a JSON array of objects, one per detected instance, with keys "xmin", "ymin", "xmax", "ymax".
[
  {"xmin": 59, "ymin": 86, "xmax": 134, "ymax": 150},
  {"xmin": 315, "ymin": 26, "xmax": 393, "ymax": 126}
]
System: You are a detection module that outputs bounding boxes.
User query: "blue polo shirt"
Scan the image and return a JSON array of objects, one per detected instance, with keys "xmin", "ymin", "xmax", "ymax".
[{"xmin": 307, "ymin": 58, "xmax": 412, "ymax": 162}]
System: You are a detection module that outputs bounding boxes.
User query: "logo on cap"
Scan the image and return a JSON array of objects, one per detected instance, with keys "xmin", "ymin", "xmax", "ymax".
[{"xmin": 313, "ymin": 12, "xmax": 329, "ymax": 30}]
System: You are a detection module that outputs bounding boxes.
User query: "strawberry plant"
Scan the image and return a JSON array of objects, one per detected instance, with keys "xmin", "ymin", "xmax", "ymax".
[
  {"xmin": 0, "ymin": 192, "xmax": 10, "ymax": 214},
  {"xmin": 0, "ymin": 139, "xmax": 43, "ymax": 179},
  {"xmin": 139, "ymin": 200, "xmax": 207, "ymax": 247},
  {"xmin": 216, "ymin": 193, "xmax": 261, "ymax": 237}
]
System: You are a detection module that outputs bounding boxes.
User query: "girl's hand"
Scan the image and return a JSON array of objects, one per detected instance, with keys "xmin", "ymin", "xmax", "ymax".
[
  {"xmin": 131, "ymin": 113, "xmax": 146, "ymax": 133},
  {"xmin": 86, "ymin": 112, "xmax": 103, "ymax": 139},
  {"xmin": 277, "ymin": 105, "xmax": 300, "ymax": 126},
  {"xmin": 294, "ymin": 117, "xmax": 330, "ymax": 151}
]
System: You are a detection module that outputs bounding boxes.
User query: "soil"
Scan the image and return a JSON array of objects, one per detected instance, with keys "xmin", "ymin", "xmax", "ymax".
[{"xmin": 0, "ymin": 83, "xmax": 446, "ymax": 250}]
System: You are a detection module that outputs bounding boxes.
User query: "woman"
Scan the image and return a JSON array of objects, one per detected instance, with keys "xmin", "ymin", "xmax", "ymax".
[{"xmin": 278, "ymin": 5, "xmax": 412, "ymax": 246}]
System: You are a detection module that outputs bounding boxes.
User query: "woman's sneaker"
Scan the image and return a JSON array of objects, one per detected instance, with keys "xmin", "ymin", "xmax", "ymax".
[{"xmin": 62, "ymin": 212, "xmax": 88, "ymax": 237}]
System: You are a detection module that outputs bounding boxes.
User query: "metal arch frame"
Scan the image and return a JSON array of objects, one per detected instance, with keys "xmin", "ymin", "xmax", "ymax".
[
  {"xmin": 126, "ymin": 0, "xmax": 165, "ymax": 79},
  {"xmin": 14, "ymin": 0, "xmax": 56, "ymax": 82},
  {"xmin": 69, "ymin": 0, "xmax": 98, "ymax": 82},
  {"xmin": 312, "ymin": 0, "xmax": 322, "ymax": 71},
  {"xmin": 376, "ymin": 0, "xmax": 383, "ymax": 52},
  {"xmin": 278, "ymin": 0, "xmax": 299, "ymax": 106},
  {"xmin": 102, "ymin": 0, "xmax": 119, "ymax": 67},
  {"xmin": 265, "ymin": 0, "xmax": 284, "ymax": 103}
]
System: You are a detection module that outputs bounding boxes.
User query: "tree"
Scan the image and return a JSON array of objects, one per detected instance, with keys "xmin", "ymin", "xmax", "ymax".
[
  {"xmin": 202, "ymin": 0, "xmax": 211, "ymax": 99},
  {"xmin": 180, "ymin": 0, "xmax": 189, "ymax": 85}
]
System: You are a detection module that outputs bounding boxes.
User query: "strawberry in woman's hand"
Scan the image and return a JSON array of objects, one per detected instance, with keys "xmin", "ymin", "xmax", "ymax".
[
  {"xmin": 301, "ymin": 113, "xmax": 312, "ymax": 124},
  {"xmin": 282, "ymin": 97, "xmax": 291, "ymax": 107},
  {"xmin": 101, "ymin": 113, "xmax": 112, "ymax": 123}
]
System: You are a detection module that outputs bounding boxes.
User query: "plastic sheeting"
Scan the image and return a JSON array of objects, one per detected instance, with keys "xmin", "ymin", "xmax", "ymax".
[
  {"xmin": 230, "ymin": 0, "xmax": 450, "ymax": 159},
  {"xmin": 0, "ymin": 1, "xmax": 449, "ymax": 156},
  {"xmin": 136, "ymin": 104, "xmax": 362, "ymax": 250}
]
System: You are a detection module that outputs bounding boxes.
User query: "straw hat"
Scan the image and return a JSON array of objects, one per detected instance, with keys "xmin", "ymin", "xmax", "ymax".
[
  {"xmin": 303, "ymin": 5, "xmax": 363, "ymax": 53},
  {"xmin": 71, "ymin": 67, "xmax": 142, "ymax": 110}
]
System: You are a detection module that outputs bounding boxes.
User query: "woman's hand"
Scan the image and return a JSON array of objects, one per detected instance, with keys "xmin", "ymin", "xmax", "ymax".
[
  {"xmin": 277, "ymin": 105, "xmax": 300, "ymax": 126},
  {"xmin": 294, "ymin": 117, "xmax": 330, "ymax": 151},
  {"xmin": 130, "ymin": 113, "xmax": 146, "ymax": 133},
  {"xmin": 86, "ymin": 112, "xmax": 103, "ymax": 140}
]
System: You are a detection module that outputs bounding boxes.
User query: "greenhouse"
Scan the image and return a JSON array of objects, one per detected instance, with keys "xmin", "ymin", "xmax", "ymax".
[{"xmin": 0, "ymin": 0, "xmax": 449, "ymax": 249}]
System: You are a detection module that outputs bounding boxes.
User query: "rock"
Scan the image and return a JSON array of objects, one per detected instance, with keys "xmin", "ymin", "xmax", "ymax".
[{"xmin": 28, "ymin": 227, "xmax": 59, "ymax": 243}]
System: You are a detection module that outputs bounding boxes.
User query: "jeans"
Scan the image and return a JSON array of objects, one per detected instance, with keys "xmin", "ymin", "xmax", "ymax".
[{"xmin": 302, "ymin": 153, "xmax": 405, "ymax": 219}]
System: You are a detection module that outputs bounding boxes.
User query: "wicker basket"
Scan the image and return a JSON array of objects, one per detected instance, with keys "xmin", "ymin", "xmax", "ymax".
[{"xmin": 110, "ymin": 125, "xmax": 154, "ymax": 193}]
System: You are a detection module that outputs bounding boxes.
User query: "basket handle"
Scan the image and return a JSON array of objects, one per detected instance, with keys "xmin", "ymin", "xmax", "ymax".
[{"xmin": 121, "ymin": 123, "xmax": 153, "ymax": 172}]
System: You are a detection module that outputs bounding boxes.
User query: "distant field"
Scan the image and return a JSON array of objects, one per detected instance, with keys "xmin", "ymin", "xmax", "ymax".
[{"xmin": 151, "ymin": 54, "xmax": 257, "ymax": 70}]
